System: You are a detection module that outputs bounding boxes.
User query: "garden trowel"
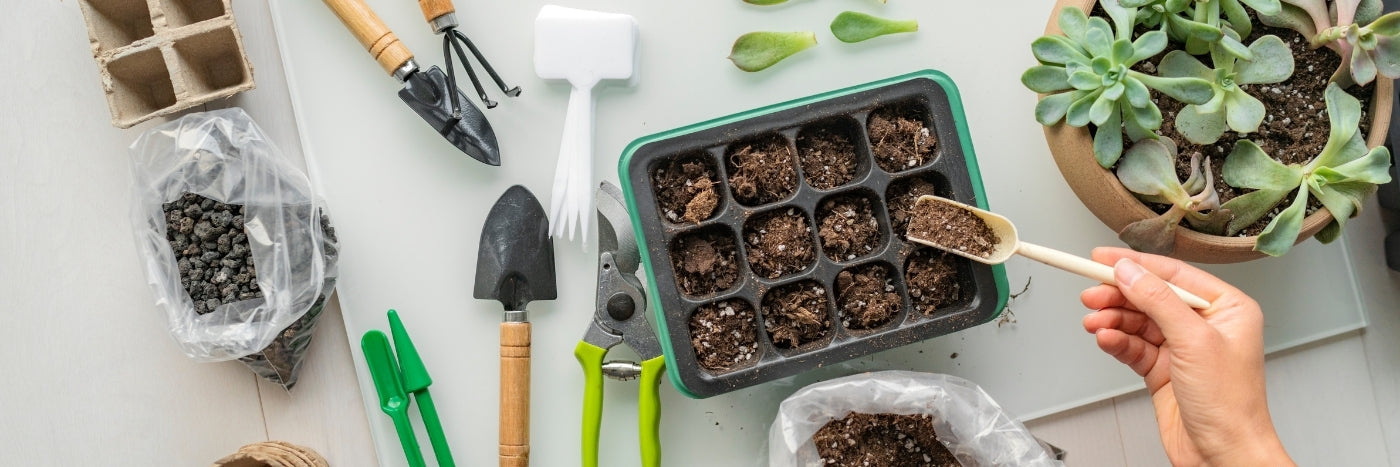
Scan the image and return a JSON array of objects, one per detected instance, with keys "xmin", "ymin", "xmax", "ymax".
[
  {"xmin": 474, "ymin": 185, "xmax": 557, "ymax": 467},
  {"xmin": 321, "ymin": 0, "xmax": 500, "ymax": 165}
]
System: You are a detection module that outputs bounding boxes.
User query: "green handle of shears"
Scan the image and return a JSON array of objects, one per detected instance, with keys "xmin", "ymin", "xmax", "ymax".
[
  {"xmin": 638, "ymin": 355, "xmax": 665, "ymax": 467},
  {"xmin": 575, "ymin": 341, "xmax": 608, "ymax": 467}
]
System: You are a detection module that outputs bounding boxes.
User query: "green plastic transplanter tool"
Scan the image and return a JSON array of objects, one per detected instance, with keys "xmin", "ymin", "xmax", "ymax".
[
  {"xmin": 388, "ymin": 309, "xmax": 454, "ymax": 467},
  {"xmin": 617, "ymin": 69, "xmax": 1010, "ymax": 399},
  {"xmin": 361, "ymin": 330, "xmax": 425, "ymax": 467}
]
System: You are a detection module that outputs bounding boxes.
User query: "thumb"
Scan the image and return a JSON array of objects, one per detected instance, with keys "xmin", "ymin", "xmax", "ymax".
[{"xmin": 1115, "ymin": 258, "xmax": 1206, "ymax": 342}]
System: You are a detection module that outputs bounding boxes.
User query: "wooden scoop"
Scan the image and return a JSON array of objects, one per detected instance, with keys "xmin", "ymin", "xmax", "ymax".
[{"xmin": 907, "ymin": 196, "xmax": 1210, "ymax": 309}]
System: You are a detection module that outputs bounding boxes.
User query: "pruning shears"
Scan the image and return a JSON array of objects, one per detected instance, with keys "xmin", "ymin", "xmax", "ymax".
[{"xmin": 575, "ymin": 182, "xmax": 666, "ymax": 467}]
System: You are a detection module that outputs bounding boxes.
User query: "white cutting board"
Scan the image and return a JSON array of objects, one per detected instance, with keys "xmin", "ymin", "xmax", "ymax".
[{"xmin": 267, "ymin": 1, "xmax": 1369, "ymax": 465}]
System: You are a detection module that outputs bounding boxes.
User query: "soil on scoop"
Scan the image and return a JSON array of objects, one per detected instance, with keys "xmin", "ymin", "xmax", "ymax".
[
  {"xmin": 906, "ymin": 199, "xmax": 999, "ymax": 258},
  {"xmin": 164, "ymin": 193, "xmax": 263, "ymax": 314},
  {"xmin": 798, "ymin": 121, "xmax": 861, "ymax": 190},
  {"xmin": 817, "ymin": 194, "xmax": 883, "ymax": 262},
  {"xmin": 887, "ymin": 177, "xmax": 949, "ymax": 241},
  {"xmin": 728, "ymin": 135, "xmax": 799, "ymax": 206},
  {"xmin": 869, "ymin": 106, "xmax": 937, "ymax": 173},
  {"xmin": 836, "ymin": 263, "xmax": 902, "ymax": 330},
  {"xmin": 653, "ymin": 153, "xmax": 721, "ymax": 224},
  {"xmin": 670, "ymin": 228, "xmax": 741, "ymax": 297},
  {"xmin": 744, "ymin": 208, "xmax": 816, "ymax": 279},
  {"xmin": 762, "ymin": 280, "xmax": 832, "ymax": 348},
  {"xmin": 1093, "ymin": 6, "xmax": 1374, "ymax": 236},
  {"xmin": 689, "ymin": 299, "xmax": 760, "ymax": 373},
  {"xmin": 813, "ymin": 413, "xmax": 960, "ymax": 467},
  {"xmin": 905, "ymin": 249, "xmax": 965, "ymax": 315}
]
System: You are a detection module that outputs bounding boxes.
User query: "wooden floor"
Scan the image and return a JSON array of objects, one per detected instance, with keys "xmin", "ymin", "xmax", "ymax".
[{"xmin": 5, "ymin": 1, "xmax": 1399, "ymax": 465}]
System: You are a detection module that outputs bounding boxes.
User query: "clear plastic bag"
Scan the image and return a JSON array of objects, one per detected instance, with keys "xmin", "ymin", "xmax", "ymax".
[
  {"xmin": 128, "ymin": 108, "xmax": 338, "ymax": 389},
  {"xmin": 768, "ymin": 371, "xmax": 1062, "ymax": 467}
]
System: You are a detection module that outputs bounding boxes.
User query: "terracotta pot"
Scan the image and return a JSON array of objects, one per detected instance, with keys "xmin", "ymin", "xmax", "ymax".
[{"xmin": 1041, "ymin": 0, "xmax": 1395, "ymax": 263}]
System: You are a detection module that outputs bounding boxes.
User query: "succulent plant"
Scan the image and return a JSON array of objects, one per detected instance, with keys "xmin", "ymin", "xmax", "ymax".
[
  {"xmin": 1158, "ymin": 30, "xmax": 1295, "ymax": 144},
  {"xmin": 1122, "ymin": 0, "xmax": 1226, "ymax": 44},
  {"xmin": 1220, "ymin": 83, "xmax": 1392, "ymax": 256},
  {"xmin": 1116, "ymin": 138, "xmax": 1231, "ymax": 254},
  {"xmin": 830, "ymin": 12, "xmax": 918, "ymax": 43},
  {"xmin": 1022, "ymin": 6, "xmax": 1214, "ymax": 167},
  {"xmin": 1259, "ymin": 0, "xmax": 1391, "ymax": 85},
  {"xmin": 729, "ymin": 31, "xmax": 818, "ymax": 72}
]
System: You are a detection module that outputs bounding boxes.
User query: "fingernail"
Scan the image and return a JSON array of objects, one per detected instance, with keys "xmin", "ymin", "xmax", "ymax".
[{"xmin": 1116, "ymin": 258, "xmax": 1146, "ymax": 287}]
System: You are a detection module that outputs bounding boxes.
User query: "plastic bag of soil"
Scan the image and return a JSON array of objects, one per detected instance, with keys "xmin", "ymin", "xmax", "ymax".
[
  {"xmin": 128, "ymin": 107, "xmax": 338, "ymax": 390},
  {"xmin": 768, "ymin": 371, "xmax": 1062, "ymax": 467}
]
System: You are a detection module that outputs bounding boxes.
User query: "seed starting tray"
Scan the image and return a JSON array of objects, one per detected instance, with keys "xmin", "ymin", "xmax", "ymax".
[{"xmin": 620, "ymin": 70, "xmax": 1009, "ymax": 398}]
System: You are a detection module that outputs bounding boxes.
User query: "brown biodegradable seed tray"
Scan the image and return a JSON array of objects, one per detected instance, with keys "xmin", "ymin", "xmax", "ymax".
[
  {"xmin": 77, "ymin": 0, "xmax": 254, "ymax": 128},
  {"xmin": 619, "ymin": 71, "xmax": 1009, "ymax": 398}
]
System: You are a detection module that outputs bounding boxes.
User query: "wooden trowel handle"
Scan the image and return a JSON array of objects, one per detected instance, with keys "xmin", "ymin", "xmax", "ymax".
[
  {"xmin": 418, "ymin": 0, "xmax": 455, "ymax": 25},
  {"xmin": 500, "ymin": 321, "xmax": 531, "ymax": 467},
  {"xmin": 322, "ymin": 0, "xmax": 414, "ymax": 76}
]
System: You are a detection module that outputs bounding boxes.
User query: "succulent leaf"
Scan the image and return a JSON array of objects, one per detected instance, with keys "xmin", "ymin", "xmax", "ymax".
[
  {"xmin": 1167, "ymin": 13, "xmax": 1225, "ymax": 41},
  {"xmin": 743, "ymin": 0, "xmax": 790, "ymax": 4},
  {"xmin": 1234, "ymin": 35, "xmax": 1295, "ymax": 84},
  {"xmin": 1131, "ymin": 30, "xmax": 1170, "ymax": 62},
  {"xmin": 1175, "ymin": 103, "xmax": 1229, "ymax": 144},
  {"xmin": 1066, "ymin": 91, "xmax": 1100, "ymax": 127},
  {"xmin": 1223, "ymin": 140, "xmax": 1303, "ymax": 190},
  {"xmin": 1240, "ymin": 0, "xmax": 1282, "ymax": 18},
  {"xmin": 1095, "ymin": 109, "xmax": 1126, "ymax": 167},
  {"xmin": 1224, "ymin": 90, "xmax": 1267, "ymax": 133},
  {"xmin": 829, "ymin": 11, "xmax": 918, "ymax": 43},
  {"xmin": 1221, "ymin": 188, "xmax": 1290, "ymax": 234},
  {"xmin": 1159, "ymin": 50, "xmax": 1214, "ymax": 80},
  {"xmin": 1119, "ymin": 213, "xmax": 1183, "ymax": 255},
  {"xmin": 1369, "ymin": 11, "xmax": 1400, "ymax": 35},
  {"xmin": 1035, "ymin": 92, "xmax": 1078, "ymax": 125},
  {"xmin": 1101, "ymin": 0, "xmax": 1140, "ymax": 40},
  {"xmin": 1254, "ymin": 186, "xmax": 1310, "ymax": 256},
  {"xmin": 1310, "ymin": 83, "xmax": 1363, "ymax": 169},
  {"xmin": 1022, "ymin": 66, "xmax": 1072, "ymax": 93},
  {"xmin": 1222, "ymin": 0, "xmax": 1256, "ymax": 37},
  {"xmin": 1132, "ymin": 72, "xmax": 1215, "ymax": 104},
  {"xmin": 1060, "ymin": 6, "xmax": 1091, "ymax": 43},
  {"xmin": 1258, "ymin": 2, "xmax": 1318, "ymax": 38},
  {"xmin": 1033, "ymin": 36, "xmax": 1091, "ymax": 65},
  {"xmin": 1086, "ymin": 18, "xmax": 1116, "ymax": 57},
  {"xmin": 1117, "ymin": 139, "xmax": 1190, "ymax": 203},
  {"xmin": 728, "ymin": 31, "xmax": 817, "ymax": 72}
]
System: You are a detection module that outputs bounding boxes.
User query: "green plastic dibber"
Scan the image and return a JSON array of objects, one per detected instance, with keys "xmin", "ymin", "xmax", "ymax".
[{"xmin": 362, "ymin": 330, "xmax": 425, "ymax": 467}]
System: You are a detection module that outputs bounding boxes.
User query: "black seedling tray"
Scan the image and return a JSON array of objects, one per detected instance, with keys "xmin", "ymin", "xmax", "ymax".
[{"xmin": 618, "ymin": 70, "xmax": 1009, "ymax": 398}]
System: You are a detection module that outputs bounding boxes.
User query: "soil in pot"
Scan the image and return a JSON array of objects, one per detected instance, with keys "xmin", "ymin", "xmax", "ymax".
[
  {"xmin": 813, "ymin": 413, "xmax": 960, "ymax": 467},
  {"xmin": 906, "ymin": 199, "xmax": 999, "ymax": 259},
  {"xmin": 798, "ymin": 120, "xmax": 861, "ymax": 190},
  {"xmin": 869, "ymin": 105, "xmax": 937, "ymax": 173},
  {"xmin": 744, "ymin": 208, "xmax": 816, "ymax": 279},
  {"xmin": 835, "ymin": 263, "xmax": 902, "ymax": 330},
  {"xmin": 689, "ymin": 299, "xmax": 760, "ymax": 373},
  {"xmin": 817, "ymin": 194, "xmax": 883, "ymax": 262},
  {"xmin": 762, "ymin": 280, "xmax": 832, "ymax": 349},
  {"xmin": 670, "ymin": 228, "xmax": 741, "ymax": 297},
  {"xmin": 1092, "ymin": 7, "xmax": 1375, "ymax": 236},
  {"xmin": 887, "ymin": 176, "xmax": 949, "ymax": 241},
  {"xmin": 164, "ymin": 193, "xmax": 262, "ymax": 314},
  {"xmin": 728, "ymin": 134, "xmax": 799, "ymax": 206},
  {"xmin": 905, "ymin": 249, "xmax": 966, "ymax": 315},
  {"xmin": 653, "ymin": 153, "xmax": 721, "ymax": 225}
]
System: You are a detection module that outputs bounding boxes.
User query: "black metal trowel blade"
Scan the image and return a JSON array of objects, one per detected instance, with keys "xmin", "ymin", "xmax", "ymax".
[
  {"xmin": 399, "ymin": 65, "xmax": 501, "ymax": 166},
  {"xmin": 474, "ymin": 185, "xmax": 557, "ymax": 311}
]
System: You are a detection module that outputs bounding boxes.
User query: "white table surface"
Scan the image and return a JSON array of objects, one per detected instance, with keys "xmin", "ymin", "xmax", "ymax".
[{"xmin": 4, "ymin": 0, "xmax": 1400, "ymax": 466}]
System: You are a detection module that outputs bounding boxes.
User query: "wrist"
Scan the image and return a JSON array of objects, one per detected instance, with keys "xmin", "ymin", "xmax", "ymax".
[{"xmin": 1203, "ymin": 428, "xmax": 1292, "ymax": 467}]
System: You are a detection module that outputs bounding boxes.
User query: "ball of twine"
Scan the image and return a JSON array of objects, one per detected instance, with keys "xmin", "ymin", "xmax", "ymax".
[{"xmin": 212, "ymin": 441, "xmax": 329, "ymax": 467}]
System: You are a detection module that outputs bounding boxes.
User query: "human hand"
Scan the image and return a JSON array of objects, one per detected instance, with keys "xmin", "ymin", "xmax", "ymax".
[{"xmin": 1080, "ymin": 248, "xmax": 1293, "ymax": 467}]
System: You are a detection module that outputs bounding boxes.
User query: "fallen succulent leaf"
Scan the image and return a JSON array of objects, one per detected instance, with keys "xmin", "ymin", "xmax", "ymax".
[
  {"xmin": 729, "ymin": 31, "xmax": 818, "ymax": 72},
  {"xmin": 830, "ymin": 11, "xmax": 918, "ymax": 43}
]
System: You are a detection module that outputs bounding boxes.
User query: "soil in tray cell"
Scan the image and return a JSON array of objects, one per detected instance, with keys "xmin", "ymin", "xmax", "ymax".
[
  {"xmin": 887, "ymin": 176, "xmax": 949, "ymax": 241},
  {"xmin": 904, "ymin": 249, "xmax": 966, "ymax": 315},
  {"xmin": 798, "ymin": 120, "xmax": 861, "ymax": 190},
  {"xmin": 670, "ymin": 228, "xmax": 741, "ymax": 297},
  {"xmin": 652, "ymin": 153, "xmax": 721, "ymax": 225},
  {"xmin": 817, "ymin": 194, "xmax": 883, "ymax": 262},
  {"xmin": 869, "ymin": 105, "xmax": 937, "ymax": 173},
  {"xmin": 836, "ymin": 263, "xmax": 902, "ymax": 331},
  {"xmin": 907, "ymin": 199, "xmax": 999, "ymax": 259},
  {"xmin": 762, "ymin": 280, "xmax": 832, "ymax": 349},
  {"xmin": 744, "ymin": 208, "xmax": 817, "ymax": 280},
  {"xmin": 814, "ymin": 413, "xmax": 961, "ymax": 467},
  {"xmin": 164, "ymin": 193, "xmax": 262, "ymax": 314},
  {"xmin": 689, "ymin": 299, "xmax": 760, "ymax": 373},
  {"xmin": 727, "ymin": 134, "xmax": 799, "ymax": 206}
]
